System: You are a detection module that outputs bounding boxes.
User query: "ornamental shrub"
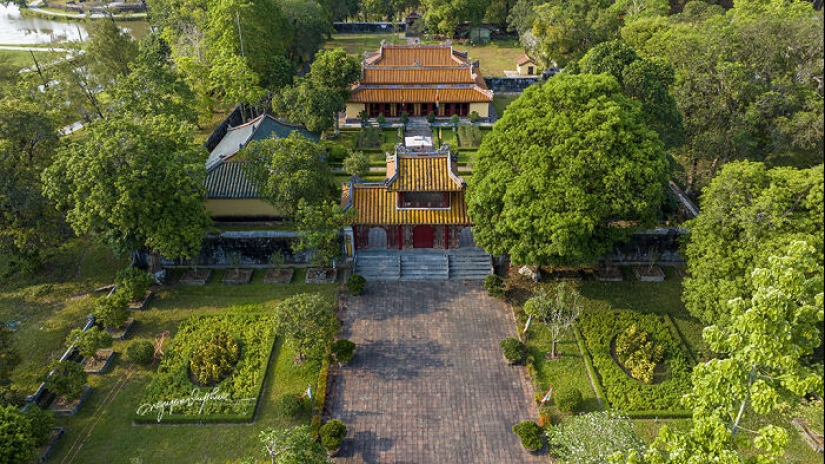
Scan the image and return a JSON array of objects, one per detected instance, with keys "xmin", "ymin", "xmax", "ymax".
[
  {"xmin": 499, "ymin": 337, "xmax": 525, "ymax": 364},
  {"xmin": 484, "ymin": 274, "xmax": 504, "ymax": 298},
  {"xmin": 468, "ymin": 110, "xmax": 480, "ymax": 123},
  {"xmin": 616, "ymin": 324, "xmax": 664, "ymax": 384},
  {"xmin": 347, "ymin": 274, "xmax": 366, "ymax": 296},
  {"xmin": 319, "ymin": 419, "xmax": 347, "ymax": 450},
  {"xmin": 555, "ymin": 387, "xmax": 583, "ymax": 413},
  {"xmin": 189, "ymin": 332, "xmax": 241, "ymax": 387},
  {"xmin": 376, "ymin": 114, "xmax": 386, "ymax": 126},
  {"xmin": 426, "ymin": 111, "xmax": 436, "ymax": 124},
  {"xmin": 94, "ymin": 291, "xmax": 130, "ymax": 328},
  {"xmin": 115, "ymin": 266, "xmax": 154, "ymax": 302},
  {"xmin": 127, "ymin": 340, "xmax": 155, "ymax": 365},
  {"xmin": 332, "ymin": 339, "xmax": 355, "ymax": 363},
  {"xmin": 512, "ymin": 420, "xmax": 543, "ymax": 451},
  {"xmin": 278, "ymin": 394, "xmax": 307, "ymax": 417}
]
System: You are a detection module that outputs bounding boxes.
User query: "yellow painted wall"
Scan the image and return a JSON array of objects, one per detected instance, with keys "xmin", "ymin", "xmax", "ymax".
[
  {"xmin": 205, "ymin": 199, "xmax": 282, "ymax": 218},
  {"xmin": 470, "ymin": 103, "xmax": 490, "ymax": 118},
  {"xmin": 516, "ymin": 63, "xmax": 536, "ymax": 76},
  {"xmin": 346, "ymin": 102, "xmax": 365, "ymax": 119}
]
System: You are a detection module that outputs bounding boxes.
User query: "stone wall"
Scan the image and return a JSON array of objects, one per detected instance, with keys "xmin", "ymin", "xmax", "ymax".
[
  {"xmin": 606, "ymin": 228, "xmax": 687, "ymax": 265},
  {"xmin": 484, "ymin": 77, "xmax": 539, "ymax": 93},
  {"xmin": 161, "ymin": 231, "xmax": 314, "ymax": 268},
  {"xmin": 333, "ymin": 22, "xmax": 406, "ymax": 34}
]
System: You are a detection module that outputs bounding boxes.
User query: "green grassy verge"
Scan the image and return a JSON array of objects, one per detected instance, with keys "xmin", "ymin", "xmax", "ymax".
[{"xmin": 492, "ymin": 94, "xmax": 520, "ymax": 118}]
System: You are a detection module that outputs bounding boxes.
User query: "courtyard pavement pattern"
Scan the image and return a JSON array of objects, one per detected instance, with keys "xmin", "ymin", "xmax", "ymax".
[{"xmin": 329, "ymin": 281, "xmax": 543, "ymax": 464}]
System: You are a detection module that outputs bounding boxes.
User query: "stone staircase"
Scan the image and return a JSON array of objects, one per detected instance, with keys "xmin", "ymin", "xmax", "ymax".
[
  {"xmin": 354, "ymin": 254, "xmax": 401, "ymax": 281},
  {"xmin": 448, "ymin": 253, "xmax": 494, "ymax": 280},
  {"xmin": 354, "ymin": 250, "xmax": 492, "ymax": 281}
]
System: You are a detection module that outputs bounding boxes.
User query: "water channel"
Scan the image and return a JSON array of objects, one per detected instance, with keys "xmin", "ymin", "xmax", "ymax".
[{"xmin": 0, "ymin": 4, "xmax": 148, "ymax": 45}]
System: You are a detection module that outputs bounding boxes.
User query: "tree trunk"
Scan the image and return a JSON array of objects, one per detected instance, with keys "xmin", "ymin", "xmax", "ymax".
[
  {"xmin": 731, "ymin": 367, "xmax": 757, "ymax": 438},
  {"xmin": 551, "ymin": 339, "xmax": 558, "ymax": 359}
]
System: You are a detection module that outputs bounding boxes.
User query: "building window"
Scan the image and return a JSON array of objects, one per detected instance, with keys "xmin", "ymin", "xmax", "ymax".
[
  {"xmin": 528, "ymin": 66, "xmax": 534, "ymax": 75},
  {"xmin": 399, "ymin": 192, "xmax": 449, "ymax": 209}
]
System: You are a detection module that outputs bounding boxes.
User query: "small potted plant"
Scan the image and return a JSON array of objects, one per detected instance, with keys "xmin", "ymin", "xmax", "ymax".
[
  {"xmin": 499, "ymin": 337, "xmax": 526, "ymax": 365},
  {"xmin": 512, "ymin": 420, "xmax": 544, "ymax": 452},
  {"xmin": 319, "ymin": 419, "xmax": 347, "ymax": 456}
]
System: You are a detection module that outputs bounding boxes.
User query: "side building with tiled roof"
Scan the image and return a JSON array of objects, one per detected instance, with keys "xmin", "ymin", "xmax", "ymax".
[
  {"xmin": 204, "ymin": 112, "xmax": 319, "ymax": 221},
  {"xmin": 341, "ymin": 143, "xmax": 475, "ymax": 250},
  {"xmin": 345, "ymin": 43, "xmax": 494, "ymax": 121}
]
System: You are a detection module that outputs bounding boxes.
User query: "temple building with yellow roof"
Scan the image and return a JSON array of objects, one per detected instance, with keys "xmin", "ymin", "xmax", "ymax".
[
  {"xmin": 342, "ymin": 143, "xmax": 475, "ymax": 251},
  {"xmin": 345, "ymin": 42, "xmax": 494, "ymax": 121}
]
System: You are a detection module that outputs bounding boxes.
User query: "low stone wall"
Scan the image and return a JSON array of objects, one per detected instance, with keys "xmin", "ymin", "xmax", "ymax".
[
  {"xmin": 161, "ymin": 231, "xmax": 314, "ymax": 268},
  {"xmin": 333, "ymin": 22, "xmax": 405, "ymax": 34},
  {"xmin": 485, "ymin": 77, "xmax": 539, "ymax": 93},
  {"xmin": 606, "ymin": 228, "xmax": 687, "ymax": 265}
]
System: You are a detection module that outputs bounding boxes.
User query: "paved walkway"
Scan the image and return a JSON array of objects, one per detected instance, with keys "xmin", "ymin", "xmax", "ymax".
[{"xmin": 329, "ymin": 282, "xmax": 542, "ymax": 464}]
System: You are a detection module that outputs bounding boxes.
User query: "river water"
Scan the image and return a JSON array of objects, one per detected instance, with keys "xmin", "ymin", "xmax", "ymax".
[{"xmin": 0, "ymin": 4, "xmax": 148, "ymax": 45}]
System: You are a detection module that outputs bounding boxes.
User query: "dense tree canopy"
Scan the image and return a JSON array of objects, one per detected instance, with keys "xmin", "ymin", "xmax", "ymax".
[
  {"xmin": 531, "ymin": 0, "xmax": 621, "ymax": 66},
  {"xmin": 682, "ymin": 161, "xmax": 823, "ymax": 325},
  {"xmin": 467, "ymin": 73, "xmax": 670, "ymax": 265},
  {"xmin": 242, "ymin": 133, "xmax": 335, "ymax": 217},
  {"xmin": 42, "ymin": 117, "xmax": 211, "ymax": 259},
  {"xmin": 639, "ymin": 241, "xmax": 824, "ymax": 463},
  {"xmin": 0, "ymin": 98, "xmax": 65, "ymax": 259},
  {"xmin": 421, "ymin": 0, "xmax": 488, "ymax": 36},
  {"xmin": 622, "ymin": 0, "xmax": 824, "ymax": 190},
  {"xmin": 574, "ymin": 40, "xmax": 683, "ymax": 149},
  {"xmin": 272, "ymin": 293, "xmax": 336, "ymax": 361},
  {"xmin": 0, "ymin": 405, "xmax": 54, "ymax": 464}
]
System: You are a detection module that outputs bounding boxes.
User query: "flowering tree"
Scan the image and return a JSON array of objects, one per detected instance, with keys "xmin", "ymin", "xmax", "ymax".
[{"xmin": 546, "ymin": 410, "xmax": 645, "ymax": 463}]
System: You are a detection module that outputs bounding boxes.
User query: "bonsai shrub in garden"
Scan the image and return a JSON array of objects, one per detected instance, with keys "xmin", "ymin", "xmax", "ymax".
[
  {"xmin": 484, "ymin": 274, "xmax": 504, "ymax": 298},
  {"xmin": 319, "ymin": 419, "xmax": 347, "ymax": 451},
  {"xmin": 376, "ymin": 114, "xmax": 386, "ymax": 127},
  {"xmin": 278, "ymin": 394, "xmax": 307, "ymax": 417},
  {"xmin": 65, "ymin": 326, "xmax": 112, "ymax": 362},
  {"xmin": 332, "ymin": 339, "xmax": 355, "ymax": 363},
  {"xmin": 469, "ymin": 110, "xmax": 480, "ymax": 123},
  {"xmin": 500, "ymin": 337, "xmax": 526, "ymax": 364},
  {"xmin": 94, "ymin": 292, "xmax": 130, "ymax": 328},
  {"xmin": 347, "ymin": 274, "xmax": 366, "ymax": 296},
  {"xmin": 44, "ymin": 359, "xmax": 87, "ymax": 402},
  {"xmin": 426, "ymin": 111, "xmax": 436, "ymax": 125},
  {"xmin": 615, "ymin": 324, "xmax": 664, "ymax": 384},
  {"xmin": 555, "ymin": 387, "xmax": 583, "ymax": 413},
  {"xmin": 126, "ymin": 340, "xmax": 155, "ymax": 365},
  {"xmin": 189, "ymin": 332, "xmax": 241, "ymax": 387},
  {"xmin": 512, "ymin": 420, "xmax": 544, "ymax": 451},
  {"xmin": 115, "ymin": 266, "xmax": 153, "ymax": 302}
]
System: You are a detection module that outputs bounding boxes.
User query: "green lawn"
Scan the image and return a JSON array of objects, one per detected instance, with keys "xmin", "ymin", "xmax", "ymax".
[{"xmin": 1, "ymin": 238, "xmax": 337, "ymax": 464}]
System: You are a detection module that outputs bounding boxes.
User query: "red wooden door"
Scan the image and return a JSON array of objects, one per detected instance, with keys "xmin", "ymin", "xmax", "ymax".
[{"xmin": 412, "ymin": 225, "xmax": 434, "ymax": 248}]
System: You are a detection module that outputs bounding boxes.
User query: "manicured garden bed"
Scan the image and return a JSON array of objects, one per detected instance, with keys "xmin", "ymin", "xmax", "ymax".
[
  {"xmin": 134, "ymin": 313, "xmax": 276, "ymax": 424},
  {"xmin": 577, "ymin": 310, "xmax": 692, "ymax": 414}
]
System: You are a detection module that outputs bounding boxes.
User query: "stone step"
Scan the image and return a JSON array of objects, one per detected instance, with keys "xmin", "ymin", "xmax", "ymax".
[{"xmin": 447, "ymin": 254, "xmax": 493, "ymax": 280}]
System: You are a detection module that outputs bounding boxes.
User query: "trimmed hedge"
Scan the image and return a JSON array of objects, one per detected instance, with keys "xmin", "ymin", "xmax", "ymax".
[
  {"xmin": 512, "ymin": 420, "xmax": 544, "ymax": 451},
  {"xmin": 134, "ymin": 313, "xmax": 276, "ymax": 424},
  {"xmin": 500, "ymin": 337, "xmax": 525, "ymax": 364},
  {"xmin": 126, "ymin": 340, "xmax": 154, "ymax": 365},
  {"xmin": 577, "ymin": 311, "xmax": 691, "ymax": 412},
  {"xmin": 573, "ymin": 324, "xmax": 608, "ymax": 407}
]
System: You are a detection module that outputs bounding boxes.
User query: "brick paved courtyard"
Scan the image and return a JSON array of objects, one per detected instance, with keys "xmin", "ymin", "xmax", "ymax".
[{"xmin": 328, "ymin": 281, "xmax": 543, "ymax": 464}]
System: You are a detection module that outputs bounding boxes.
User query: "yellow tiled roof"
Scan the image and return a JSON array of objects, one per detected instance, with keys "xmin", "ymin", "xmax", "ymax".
[
  {"xmin": 372, "ymin": 45, "xmax": 467, "ymax": 67},
  {"xmin": 388, "ymin": 156, "xmax": 463, "ymax": 192},
  {"xmin": 349, "ymin": 185, "xmax": 471, "ymax": 225},
  {"xmin": 362, "ymin": 67, "xmax": 475, "ymax": 84},
  {"xmin": 349, "ymin": 87, "xmax": 492, "ymax": 103}
]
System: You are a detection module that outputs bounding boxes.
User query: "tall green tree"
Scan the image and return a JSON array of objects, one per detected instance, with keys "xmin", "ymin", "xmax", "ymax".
[
  {"xmin": 42, "ymin": 117, "xmax": 211, "ymax": 260},
  {"xmin": 0, "ymin": 98, "xmax": 65, "ymax": 262},
  {"xmin": 292, "ymin": 199, "xmax": 352, "ymax": 267},
  {"xmin": 681, "ymin": 161, "xmax": 823, "ymax": 325},
  {"xmin": 575, "ymin": 40, "xmax": 684, "ymax": 149},
  {"xmin": 85, "ymin": 18, "xmax": 139, "ymax": 85},
  {"xmin": 271, "ymin": 48, "xmax": 360, "ymax": 133},
  {"xmin": 623, "ymin": 0, "xmax": 824, "ymax": 190},
  {"xmin": 272, "ymin": 293, "xmax": 336, "ymax": 361},
  {"xmin": 421, "ymin": 0, "xmax": 488, "ymax": 36},
  {"xmin": 466, "ymin": 73, "xmax": 670, "ymax": 266},
  {"xmin": 0, "ymin": 405, "xmax": 54, "ymax": 464},
  {"xmin": 65, "ymin": 327, "xmax": 113, "ymax": 362},
  {"xmin": 640, "ymin": 241, "xmax": 824, "ymax": 463},
  {"xmin": 280, "ymin": 0, "xmax": 330, "ymax": 63},
  {"xmin": 109, "ymin": 34, "xmax": 198, "ymax": 124},
  {"xmin": 531, "ymin": 0, "xmax": 621, "ymax": 66},
  {"xmin": 242, "ymin": 133, "xmax": 335, "ymax": 218}
]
